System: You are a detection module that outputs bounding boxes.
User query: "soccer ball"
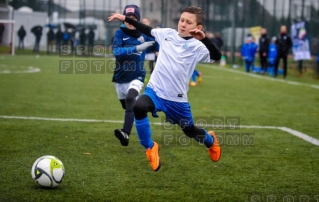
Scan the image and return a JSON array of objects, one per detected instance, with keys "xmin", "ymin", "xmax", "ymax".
[{"xmin": 31, "ymin": 155, "xmax": 65, "ymax": 188}]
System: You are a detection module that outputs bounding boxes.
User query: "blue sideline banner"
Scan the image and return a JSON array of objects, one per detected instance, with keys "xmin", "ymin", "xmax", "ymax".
[{"xmin": 291, "ymin": 21, "xmax": 311, "ymax": 61}]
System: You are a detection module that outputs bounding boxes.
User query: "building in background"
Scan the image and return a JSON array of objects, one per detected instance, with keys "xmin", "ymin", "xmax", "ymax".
[{"xmin": 1, "ymin": 0, "xmax": 319, "ymax": 55}]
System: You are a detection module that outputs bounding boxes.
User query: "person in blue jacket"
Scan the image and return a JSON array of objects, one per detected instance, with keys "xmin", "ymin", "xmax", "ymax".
[
  {"xmin": 241, "ymin": 37, "xmax": 253, "ymax": 72},
  {"xmin": 250, "ymin": 37, "xmax": 258, "ymax": 71},
  {"xmin": 268, "ymin": 37, "xmax": 278, "ymax": 76},
  {"xmin": 112, "ymin": 4, "xmax": 155, "ymax": 146},
  {"xmin": 316, "ymin": 53, "xmax": 319, "ymax": 79}
]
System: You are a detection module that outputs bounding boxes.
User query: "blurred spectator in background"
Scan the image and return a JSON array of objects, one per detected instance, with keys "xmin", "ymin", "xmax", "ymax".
[
  {"xmin": 213, "ymin": 32, "xmax": 223, "ymax": 51},
  {"xmin": 0, "ymin": 23, "xmax": 4, "ymax": 44},
  {"xmin": 241, "ymin": 37, "xmax": 253, "ymax": 72},
  {"xmin": 79, "ymin": 28, "xmax": 87, "ymax": 54},
  {"xmin": 88, "ymin": 28, "xmax": 95, "ymax": 55},
  {"xmin": 267, "ymin": 36, "xmax": 278, "ymax": 76},
  {"xmin": 275, "ymin": 25, "xmax": 292, "ymax": 79},
  {"xmin": 70, "ymin": 28, "xmax": 76, "ymax": 54},
  {"xmin": 316, "ymin": 52, "xmax": 319, "ymax": 80},
  {"xmin": 47, "ymin": 28, "xmax": 55, "ymax": 54},
  {"xmin": 250, "ymin": 36, "xmax": 258, "ymax": 71},
  {"xmin": 33, "ymin": 26, "xmax": 42, "ymax": 52},
  {"xmin": 259, "ymin": 28, "xmax": 270, "ymax": 74},
  {"xmin": 142, "ymin": 17, "xmax": 151, "ymax": 26},
  {"xmin": 206, "ymin": 31, "xmax": 214, "ymax": 41},
  {"xmin": 55, "ymin": 27, "xmax": 63, "ymax": 53},
  {"xmin": 62, "ymin": 30, "xmax": 70, "ymax": 45},
  {"xmin": 17, "ymin": 25, "xmax": 26, "ymax": 50}
]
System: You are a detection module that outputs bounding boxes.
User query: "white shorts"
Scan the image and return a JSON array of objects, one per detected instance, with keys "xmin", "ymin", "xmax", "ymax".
[
  {"xmin": 114, "ymin": 79, "xmax": 144, "ymax": 100},
  {"xmin": 145, "ymin": 53, "xmax": 155, "ymax": 61}
]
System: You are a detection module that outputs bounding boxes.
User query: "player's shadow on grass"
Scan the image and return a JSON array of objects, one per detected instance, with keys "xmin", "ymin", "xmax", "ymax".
[{"xmin": 31, "ymin": 184, "xmax": 64, "ymax": 191}]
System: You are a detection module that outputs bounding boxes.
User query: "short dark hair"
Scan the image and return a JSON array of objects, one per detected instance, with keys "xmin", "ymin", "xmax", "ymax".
[{"xmin": 181, "ymin": 6, "xmax": 204, "ymax": 25}]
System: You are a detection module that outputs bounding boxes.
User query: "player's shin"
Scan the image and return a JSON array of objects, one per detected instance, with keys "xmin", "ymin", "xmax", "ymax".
[
  {"xmin": 134, "ymin": 116, "xmax": 154, "ymax": 149},
  {"xmin": 184, "ymin": 126, "xmax": 213, "ymax": 148},
  {"xmin": 122, "ymin": 89, "xmax": 138, "ymax": 134}
]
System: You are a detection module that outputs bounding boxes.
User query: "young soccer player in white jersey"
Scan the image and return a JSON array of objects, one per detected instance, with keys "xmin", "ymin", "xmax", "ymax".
[{"xmin": 108, "ymin": 6, "xmax": 222, "ymax": 171}]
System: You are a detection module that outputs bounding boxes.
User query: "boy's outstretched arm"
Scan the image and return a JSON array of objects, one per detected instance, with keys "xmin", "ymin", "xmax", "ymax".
[
  {"xmin": 108, "ymin": 13, "xmax": 154, "ymax": 38},
  {"xmin": 200, "ymin": 37, "xmax": 222, "ymax": 61},
  {"xmin": 189, "ymin": 29, "xmax": 222, "ymax": 61}
]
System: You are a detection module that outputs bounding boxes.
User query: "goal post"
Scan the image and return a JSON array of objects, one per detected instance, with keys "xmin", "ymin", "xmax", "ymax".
[{"xmin": 0, "ymin": 20, "xmax": 15, "ymax": 56}]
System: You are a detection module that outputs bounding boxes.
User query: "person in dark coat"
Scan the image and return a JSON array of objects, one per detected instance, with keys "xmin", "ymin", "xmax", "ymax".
[
  {"xmin": 259, "ymin": 28, "xmax": 270, "ymax": 74},
  {"xmin": 33, "ymin": 26, "xmax": 42, "ymax": 53},
  {"xmin": 87, "ymin": 28, "xmax": 95, "ymax": 55},
  {"xmin": 316, "ymin": 53, "xmax": 319, "ymax": 79},
  {"xmin": 274, "ymin": 25, "xmax": 293, "ymax": 79},
  {"xmin": 79, "ymin": 28, "xmax": 87, "ymax": 54},
  {"xmin": 213, "ymin": 32, "xmax": 223, "ymax": 51},
  {"xmin": 69, "ymin": 28, "xmax": 76, "ymax": 54},
  {"xmin": 55, "ymin": 27, "xmax": 63, "ymax": 52},
  {"xmin": 17, "ymin": 25, "xmax": 26, "ymax": 50},
  {"xmin": 0, "ymin": 23, "xmax": 4, "ymax": 44},
  {"xmin": 47, "ymin": 28, "xmax": 55, "ymax": 54}
]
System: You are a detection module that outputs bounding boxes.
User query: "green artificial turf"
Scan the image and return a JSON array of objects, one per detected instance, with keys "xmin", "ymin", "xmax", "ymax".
[{"xmin": 0, "ymin": 55, "xmax": 318, "ymax": 202}]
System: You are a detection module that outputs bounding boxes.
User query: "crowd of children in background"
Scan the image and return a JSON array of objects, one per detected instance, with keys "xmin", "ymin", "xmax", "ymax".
[
  {"xmin": 241, "ymin": 28, "xmax": 279, "ymax": 76},
  {"xmin": 241, "ymin": 26, "xmax": 295, "ymax": 79}
]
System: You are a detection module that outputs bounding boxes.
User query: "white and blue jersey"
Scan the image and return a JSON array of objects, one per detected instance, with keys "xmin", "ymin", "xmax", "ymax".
[
  {"xmin": 143, "ymin": 28, "xmax": 211, "ymax": 125},
  {"xmin": 148, "ymin": 28, "xmax": 210, "ymax": 102},
  {"xmin": 112, "ymin": 27, "xmax": 155, "ymax": 84}
]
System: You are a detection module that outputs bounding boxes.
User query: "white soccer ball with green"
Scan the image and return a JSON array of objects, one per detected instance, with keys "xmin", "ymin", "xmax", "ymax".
[{"xmin": 31, "ymin": 155, "xmax": 65, "ymax": 188}]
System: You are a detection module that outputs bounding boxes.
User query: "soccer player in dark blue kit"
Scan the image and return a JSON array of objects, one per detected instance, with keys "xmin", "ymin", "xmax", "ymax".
[{"xmin": 112, "ymin": 5, "xmax": 155, "ymax": 146}]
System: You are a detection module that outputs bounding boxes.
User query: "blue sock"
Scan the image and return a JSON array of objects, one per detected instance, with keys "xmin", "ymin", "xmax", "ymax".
[
  {"xmin": 194, "ymin": 69, "xmax": 200, "ymax": 77},
  {"xmin": 135, "ymin": 116, "xmax": 154, "ymax": 149},
  {"xmin": 203, "ymin": 131, "xmax": 214, "ymax": 148},
  {"xmin": 191, "ymin": 71, "xmax": 197, "ymax": 82},
  {"xmin": 194, "ymin": 130, "xmax": 214, "ymax": 148}
]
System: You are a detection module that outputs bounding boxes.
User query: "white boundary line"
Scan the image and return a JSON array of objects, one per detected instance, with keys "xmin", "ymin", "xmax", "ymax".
[
  {"xmin": 1, "ymin": 115, "xmax": 319, "ymax": 147},
  {"xmin": 0, "ymin": 65, "xmax": 40, "ymax": 74},
  {"xmin": 202, "ymin": 64, "xmax": 319, "ymax": 90}
]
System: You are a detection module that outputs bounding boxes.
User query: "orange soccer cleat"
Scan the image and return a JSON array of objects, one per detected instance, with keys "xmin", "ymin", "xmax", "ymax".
[
  {"xmin": 189, "ymin": 81, "xmax": 197, "ymax": 86},
  {"xmin": 207, "ymin": 131, "xmax": 221, "ymax": 162},
  {"xmin": 145, "ymin": 142, "xmax": 161, "ymax": 171},
  {"xmin": 197, "ymin": 72, "xmax": 203, "ymax": 83}
]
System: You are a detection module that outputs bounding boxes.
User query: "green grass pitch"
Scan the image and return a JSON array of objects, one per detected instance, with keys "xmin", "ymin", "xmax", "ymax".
[{"xmin": 0, "ymin": 55, "xmax": 319, "ymax": 202}]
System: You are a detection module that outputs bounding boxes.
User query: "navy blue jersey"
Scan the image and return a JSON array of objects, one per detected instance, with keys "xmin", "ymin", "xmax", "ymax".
[
  {"xmin": 145, "ymin": 41, "xmax": 159, "ymax": 54},
  {"xmin": 112, "ymin": 28, "xmax": 154, "ymax": 84}
]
